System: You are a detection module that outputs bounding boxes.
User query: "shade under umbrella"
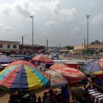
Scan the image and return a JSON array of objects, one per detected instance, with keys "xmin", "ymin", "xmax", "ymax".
[
  {"xmin": 45, "ymin": 70, "xmax": 67, "ymax": 87},
  {"xmin": 0, "ymin": 60, "xmax": 49, "ymax": 90},
  {"xmin": 31, "ymin": 55, "xmax": 54, "ymax": 63}
]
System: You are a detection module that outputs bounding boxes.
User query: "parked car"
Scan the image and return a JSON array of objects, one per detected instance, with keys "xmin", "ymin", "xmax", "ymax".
[
  {"xmin": 10, "ymin": 54, "xmax": 25, "ymax": 60},
  {"xmin": 22, "ymin": 54, "xmax": 36, "ymax": 61}
]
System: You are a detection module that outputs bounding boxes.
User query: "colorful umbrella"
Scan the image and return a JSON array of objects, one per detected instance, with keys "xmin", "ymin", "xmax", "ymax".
[
  {"xmin": 50, "ymin": 63, "xmax": 85, "ymax": 81},
  {"xmin": 84, "ymin": 59, "xmax": 103, "ymax": 74},
  {"xmin": 0, "ymin": 55, "xmax": 16, "ymax": 64},
  {"xmin": 31, "ymin": 55, "xmax": 53, "ymax": 63},
  {"xmin": 45, "ymin": 70, "xmax": 67, "ymax": 87},
  {"xmin": 0, "ymin": 60, "xmax": 49, "ymax": 90}
]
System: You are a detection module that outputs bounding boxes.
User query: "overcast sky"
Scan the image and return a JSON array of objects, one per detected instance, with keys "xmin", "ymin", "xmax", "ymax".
[{"xmin": 0, "ymin": 0, "xmax": 103, "ymax": 47}]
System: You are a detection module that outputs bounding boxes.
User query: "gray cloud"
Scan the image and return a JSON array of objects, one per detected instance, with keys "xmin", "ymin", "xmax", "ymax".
[
  {"xmin": 45, "ymin": 20, "xmax": 58, "ymax": 28},
  {"xmin": 40, "ymin": 20, "xmax": 58, "ymax": 36},
  {"xmin": 0, "ymin": 0, "xmax": 102, "ymax": 46},
  {"xmin": 0, "ymin": 4, "xmax": 12, "ymax": 15},
  {"xmin": 58, "ymin": 8, "xmax": 77, "ymax": 22},
  {"xmin": 71, "ymin": 27, "xmax": 80, "ymax": 34},
  {"xmin": 0, "ymin": 23, "xmax": 13, "ymax": 31},
  {"xmin": 0, "ymin": 0, "xmax": 76, "ymax": 22},
  {"xmin": 88, "ymin": 0, "xmax": 97, "ymax": 6},
  {"xmin": 15, "ymin": 4, "xmax": 31, "ymax": 17},
  {"xmin": 41, "ymin": 0, "xmax": 77, "ymax": 22},
  {"xmin": 91, "ymin": 13, "xmax": 103, "ymax": 26}
]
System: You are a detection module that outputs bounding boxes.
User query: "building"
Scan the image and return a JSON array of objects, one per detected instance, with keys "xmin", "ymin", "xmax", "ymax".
[
  {"xmin": 0, "ymin": 40, "xmax": 20, "ymax": 53},
  {"xmin": 19, "ymin": 44, "xmax": 45, "ymax": 53},
  {"xmin": 74, "ymin": 43, "xmax": 103, "ymax": 51},
  {"xmin": 74, "ymin": 43, "xmax": 103, "ymax": 55},
  {"xmin": 74, "ymin": 44, "xmax": 86, "ymax": 50},
  {"xmin": 0, "ymin": 40, "xmax": 46, "ymax": 54}
]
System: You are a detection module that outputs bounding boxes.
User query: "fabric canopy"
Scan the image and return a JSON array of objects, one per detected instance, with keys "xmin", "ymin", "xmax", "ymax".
[
  {"xmin": 0, "ymin": 55, "xmax": 16, "ymax": 64},
  {"xmin": 50, "ymin": 63, "xmax": 68, "ymax": 70},
  {"xmin": 50, "ymin": 63, "xmax": 85, "ymax": 81},
  {"xmin": 32, "ymin": 55, "xmax": 54, "ymax": 63},
  {"xmin": 84, "ymin": 59, "xmax": 103, "ymax": 74},
  {"xmin": 45, "ymin": 70, "xmax": 67, "ymax": 87},
  {"xmin": 0, "ymin": 60, "xmax": 49, "ymax": 90}
]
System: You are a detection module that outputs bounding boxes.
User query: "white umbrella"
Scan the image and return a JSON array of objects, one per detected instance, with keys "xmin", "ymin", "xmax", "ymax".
[{"xmin": 45, "ymin": 70, "xmax": 67, "ymax": 87}]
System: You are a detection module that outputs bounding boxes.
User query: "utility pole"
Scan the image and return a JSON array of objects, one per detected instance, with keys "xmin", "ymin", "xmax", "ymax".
[
  {"xmin": 30, "ymin": 16, "xmax": 34, "ymax": 52},
  {"xmin": 84, "ymin": 38, "xmax": 86, "ymax": 49},
  {"xmin": 86, "ymin": 15, "xmax": 90, "ymax": 50},
  {"xmin": 22, "ymin": 35, "xmax": 25, "ymax": 53},
  {"xmin": 46, "ymin": 39, "xmax": 48, "ymax": 52}
]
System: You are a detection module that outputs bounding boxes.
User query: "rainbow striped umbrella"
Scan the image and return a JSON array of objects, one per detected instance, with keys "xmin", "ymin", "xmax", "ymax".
[{"xmin": 0, "ymin": 60, "xmax": 49, "ymax": 90}]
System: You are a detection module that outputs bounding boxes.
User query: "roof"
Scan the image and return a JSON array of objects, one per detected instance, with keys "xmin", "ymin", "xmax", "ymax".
[
  {"xmin": 0, "ymin": 40, "xmax": 20, "ymax": 43},
  {"xmin": 20, "ymin": 44, "xmax": 45, "ymax": 48}
]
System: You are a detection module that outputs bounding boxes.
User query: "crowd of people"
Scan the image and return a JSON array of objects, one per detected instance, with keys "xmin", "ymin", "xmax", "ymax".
[
  {"xmin": 8, "ymin": 74, "xmax": 103, "ymax": 103},
  {"xmin": 8, "ymin": 85, "xmax": 70, "ymax": 103},
  {"xmin": 70, "ymin": 74, "xmax": 103, "ymax": 103},
  {"xmin": 81, "ymin": 74, "xmax": 103, "ymax": 92}
]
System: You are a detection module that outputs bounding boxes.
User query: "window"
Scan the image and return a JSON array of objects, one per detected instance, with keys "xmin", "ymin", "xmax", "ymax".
[
  {"xmin": 0, "ymin": 45, "xmax": 3, "ymax": 48},
  {"xmin": 7, "ymin": 45, "xmax": 10, "ymax": 48},
  {"xmin": 13, "ymin": 45, "xmax": 16, "ymax": 48}
]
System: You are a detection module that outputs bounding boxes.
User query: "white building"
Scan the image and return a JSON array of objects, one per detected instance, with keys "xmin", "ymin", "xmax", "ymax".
[
  {"xmin": 0, "ymin": 40, "xmax": 20, "ymax": 52},
  {"xmin": 74, "ymin": 44, "xmax": 86, "ymax": 50}
]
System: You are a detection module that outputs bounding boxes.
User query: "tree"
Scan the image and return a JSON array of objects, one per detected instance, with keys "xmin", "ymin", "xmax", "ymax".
[
  {"xmin": 65, "ymin": 46, "xmax": 74, "ymax": 50},
  {"xmin": 90, "ymin": 40, "xmax": 100, "ymax": 44}
]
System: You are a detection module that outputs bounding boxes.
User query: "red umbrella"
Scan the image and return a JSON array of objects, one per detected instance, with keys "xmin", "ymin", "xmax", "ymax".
[
  {"xmin": 50, "ymin": 63, "xmax": 68, "ymax": 70},
  {"xmin": 99, "ymin": 59, "xmax": 103, "ymax": 68},
  {"xmin": 50, "ymin": 63, "xmax": 85, "ymax": 81},
  {"xmin": 31, "ymin": 55, "xmax": 54, "ymax": 63}
]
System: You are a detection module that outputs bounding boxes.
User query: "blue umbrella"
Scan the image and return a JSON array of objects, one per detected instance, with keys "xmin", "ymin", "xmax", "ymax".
[
  {"xmin": 84, "ymin": 59, "xmax": 102, "ymax": 73},
  {"xmin": 0, "ymin": 55, "xmax": 16, "ymax": 64}
]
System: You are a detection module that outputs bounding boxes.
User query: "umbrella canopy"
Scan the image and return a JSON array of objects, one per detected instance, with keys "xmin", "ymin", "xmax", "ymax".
[
  {"xmin": 50, "ymin": 63, "xmax": 68, "ymax": 70},
  {"xmin": 0, "ymin": 60, "xmax": 49, "ymax": 90},
  {"xmin": 0, "ymin": 55, "xmax": 16, "ymax": 64},
  {"xmin": 31, "ymin": 55, "xmax": 54, "ymax": 63},
  {"xmin": 45, "ymin": 70, "xmax": 67, "ymax": 87},
  {"xmin": 50, "ymin": 63, "xmax": 85, "ymax": 81},
  {"xmin": 59, "ymin": 67, "xmax": 85, "ymax": 81},
  {"xmin": 84, "ymin": 59, "xmax": 103, "ymax": 74},
  {"xmin": 98, "ymin": 59, "xmax": 103, "ymax": 68}
]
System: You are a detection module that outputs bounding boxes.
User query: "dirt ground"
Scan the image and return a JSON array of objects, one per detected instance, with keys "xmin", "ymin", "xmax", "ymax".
[{"xmin": 0, "ymin": 84, "xmax": 80, "ymax": 103}]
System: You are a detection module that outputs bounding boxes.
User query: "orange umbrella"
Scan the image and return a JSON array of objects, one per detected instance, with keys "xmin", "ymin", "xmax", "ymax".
[
  {"xmin": 99, "ymin": 59, "xmax": 103, "ymax": 68},
  {"xmin": 50, "ymin": 63, "xmax": 68, "ymax": 70},
  {"xmin": 50, "ymin": 63, "xmax": 85, "ymax": 81},
  {"xmin": 31, "ymin": 55, "xmax": 54, "ymax": 63}
]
